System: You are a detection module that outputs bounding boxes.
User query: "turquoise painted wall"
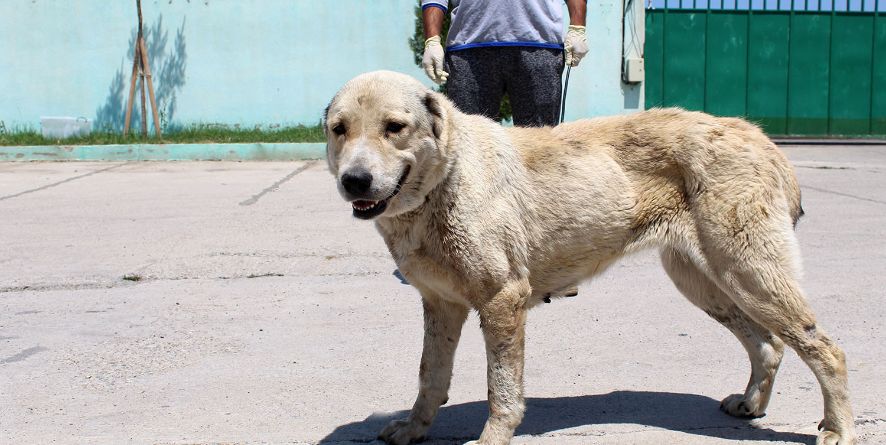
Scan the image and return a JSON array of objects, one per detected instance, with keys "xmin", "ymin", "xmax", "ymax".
[{"xmin": 0, "ymin": 0, "xmax": 643, "ymax": 131}]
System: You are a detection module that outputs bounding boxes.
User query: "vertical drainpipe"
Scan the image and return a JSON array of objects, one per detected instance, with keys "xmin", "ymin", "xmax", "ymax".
[
  {"xmin": 870, "ymin": 0, "xmax": 879, "ymax": 134},
  {"xmin": 745, "ymin": 0, "xmax": 753, "ymax": 119},
  {"xmin": 827, "ymin": 0, "xmax": 835, "ymax": 135},
  {"xmin": 663, "ymin": 0, "xmax": 669, "ymax": 106},
  {"xmin": 638, "ymin": 0, "xmax": 647, "ymax": 109},
  {"xmin": 786, "ymin": 0, "xmax": 795, "ymax": 135},
  {"xmin": 702, "ymin": 0, "xmax": 708, "ymax": 114}
]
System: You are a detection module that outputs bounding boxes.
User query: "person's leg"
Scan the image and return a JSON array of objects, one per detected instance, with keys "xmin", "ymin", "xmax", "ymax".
[
  {"xmin": 445, "ymin": 48, "xmax": 505, "ymax": 121},
  {"xmin": 506, "ymin": 48, "xmax": 564, "ymax": 127}
]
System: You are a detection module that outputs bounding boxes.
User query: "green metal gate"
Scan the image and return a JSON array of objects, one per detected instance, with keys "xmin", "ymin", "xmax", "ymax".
[{"xmin": 645, "ymin": 0, "xmax": 885, "ymax": 136}]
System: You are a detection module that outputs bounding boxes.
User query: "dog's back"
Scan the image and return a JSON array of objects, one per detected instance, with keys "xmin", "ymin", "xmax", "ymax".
[
  {"xmin": 498, "ymin": 108, "xmax": 805, "ymax": 293},
  {"xmin": 541, "ymin": 108, "xmax": 803, "ymax": 227}
]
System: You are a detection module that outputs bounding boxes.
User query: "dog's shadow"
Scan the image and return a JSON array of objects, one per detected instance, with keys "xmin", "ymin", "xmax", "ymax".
[{"xmin": 320, "ymin": 391, "xmax": 816, "ymax": 444}]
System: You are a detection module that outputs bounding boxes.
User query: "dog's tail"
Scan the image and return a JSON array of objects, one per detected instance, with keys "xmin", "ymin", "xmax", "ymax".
[
  {"xmin": 793, "ymin": 201, "xmax": 805, "ymax": 228},
  {"xmin": 773, "ymin": 145, "xmax": 804, "ymax": 228}
]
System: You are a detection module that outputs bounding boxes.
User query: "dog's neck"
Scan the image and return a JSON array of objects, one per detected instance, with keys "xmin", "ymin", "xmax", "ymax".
[{"xmin": 376, "ymin": 166, "xmax": 456, "ymax": 235}]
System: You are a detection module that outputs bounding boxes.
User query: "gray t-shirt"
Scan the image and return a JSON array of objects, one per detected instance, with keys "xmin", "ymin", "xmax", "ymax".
[{"xmin": 421, "ymin": 0, "xmax": 565, "ymax": 51}]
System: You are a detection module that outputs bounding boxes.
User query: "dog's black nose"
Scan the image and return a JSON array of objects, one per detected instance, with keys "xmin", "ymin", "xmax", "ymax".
[{"xmin": 341, "ymin": 169, "xmax": 373, "ymax": 196}]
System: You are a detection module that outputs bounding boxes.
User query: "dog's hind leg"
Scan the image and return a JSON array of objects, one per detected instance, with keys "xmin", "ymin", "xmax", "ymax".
[
  {"xmin": 697, "ymin": 200, "xmax": 856, "ymax": 445},
  {"xmin": 379, "ymin": 294, "xmax": 469, "ymax": 445},
  {"xmin": 661, "ymin": 248, "xmax": 784, "ymax": 418}
]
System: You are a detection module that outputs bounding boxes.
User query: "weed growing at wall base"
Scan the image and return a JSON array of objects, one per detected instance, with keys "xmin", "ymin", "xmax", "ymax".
[{"xmin": 0, "ymin": 123, "xmax": 325, "ymax": 147}]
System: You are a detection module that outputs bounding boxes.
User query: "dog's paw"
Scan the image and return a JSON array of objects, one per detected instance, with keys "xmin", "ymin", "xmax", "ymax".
[
  {"xmin": 816, "ymin": 430, "xmax": 840, "ymax": 445},
  {"xmin": 719, "ymin": 393, "xmax": 765, "ymax": 418},
  {"xmin": 816, "ymin": 430, "xmax": 856, "ymax": 445},
  {"xmin": 816, "ymin": 419, "xmax": 857, "ymax": 445},
  {"xmin": 378, "ymin": 418, "xmax": 428, "ymax": 445}
]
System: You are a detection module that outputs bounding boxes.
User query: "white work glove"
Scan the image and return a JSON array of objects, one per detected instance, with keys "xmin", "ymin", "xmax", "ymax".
[
  {"xmin": 564, "ymin": 25, "xmax": 589, "ymax": 67},
  {"xmin": 422, "ymin": 35, "xmax": 449, "ymax": 85}
]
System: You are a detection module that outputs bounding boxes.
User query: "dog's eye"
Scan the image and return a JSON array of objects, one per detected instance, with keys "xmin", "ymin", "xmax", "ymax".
[
  {"xmin": 332, "ymin": 124, "xmax": 346, "ymax": 136},
  {"xmin": 385, "ymin": 122, "xmax": 406, "ymax": 135}
]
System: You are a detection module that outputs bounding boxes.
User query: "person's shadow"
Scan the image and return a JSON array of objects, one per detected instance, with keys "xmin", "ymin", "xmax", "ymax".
[{"xmin": 320, "ymin": 391, "xmax": 816, "ymax": 444}]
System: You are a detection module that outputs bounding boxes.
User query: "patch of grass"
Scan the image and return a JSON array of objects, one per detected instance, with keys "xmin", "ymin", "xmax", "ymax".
[{"xmin": 0, "ymin": 123, "xmax": 326, "ymax": 146}]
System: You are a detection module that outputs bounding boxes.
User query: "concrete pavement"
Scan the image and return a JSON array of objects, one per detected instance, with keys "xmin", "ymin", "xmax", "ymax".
[{"xmin": 1, "ymin": 145, "xmax": 884, "ymax": 444}]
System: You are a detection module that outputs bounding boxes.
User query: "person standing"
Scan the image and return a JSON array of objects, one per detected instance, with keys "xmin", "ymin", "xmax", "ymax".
[{"xmin": 420, "ymin": 0, "xmax": 589, "ymax": 127}]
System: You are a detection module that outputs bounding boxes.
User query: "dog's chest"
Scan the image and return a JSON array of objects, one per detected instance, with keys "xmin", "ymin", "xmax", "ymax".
[{"xmin": 380, "ymin": 221, "xmax": 492, "ymax": 306}]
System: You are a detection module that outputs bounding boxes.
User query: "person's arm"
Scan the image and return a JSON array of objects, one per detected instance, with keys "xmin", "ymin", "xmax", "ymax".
[
  {"xmin": 564, "ymin": 0, "xmax": 589, "ymax": 66},
  {"xmin": 423, "ymin": 4, "xmax": 445, "ymax": 39},
  {"xmin": 420, "ymin": 2, "xmax": 449, "ymax": 84},
  {"xmin": 566, "ymin": 0, "xmax": 587, "ymax": 26}
]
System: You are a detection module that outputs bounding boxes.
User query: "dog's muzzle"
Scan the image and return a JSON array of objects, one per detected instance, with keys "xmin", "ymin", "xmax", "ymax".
[{"xmin": 345, "ymin": 166, "xmax": 411, "ymax": 220}]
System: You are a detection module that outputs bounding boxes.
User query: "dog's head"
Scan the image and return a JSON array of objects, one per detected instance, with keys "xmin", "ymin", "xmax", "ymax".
[{"xmin": 325, "ymin": 71, "xmax": 449, "ymax": 220}]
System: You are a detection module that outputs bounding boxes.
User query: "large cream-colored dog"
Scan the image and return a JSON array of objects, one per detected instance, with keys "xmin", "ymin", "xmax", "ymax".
[{"xmin": 324, "ymin": 71, "xmax": 855, "ymax": 445}]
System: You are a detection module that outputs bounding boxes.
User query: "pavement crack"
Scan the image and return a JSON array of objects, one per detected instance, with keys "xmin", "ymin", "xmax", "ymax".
[
  {"xmin": 119, "ymin": 273, "xmax": 290, "ymax": 283},
  {"xmin": 0, "ymin": 162, "xmax": 127, "ymax": 202},
  {"xmin": 0, "ymin": 281, "xmax": 120, "ymax": 294},
  {"xmin": 793, "ymin": 160, "xmax": 885, "ymax": 173},
  {"xmin": 801, "ymin": 184, "xmax": 886, "ymax": 206},
  {"xmin": 796, "ymin": 165, "xmax": 855, "ymax": 171},
  {"xmin": 245, "ymin": 272, "xmax": 285, "ymax": 279},
  {"xmin": 856, "ymin": 417, "xmax": 886, "ymax": 425},
  {"xmin": 209, "ymin": 251, "xmax": 390, "ymax": 260},
  {"xmin": 0, "ymin": 346, "xmax": 48, "ymax": 364},
  {"xmin": 239, "ymin": 160, "xmax": 317, "ymax": 206},
  {"xmin": 1, "ymin": 270, "xmax": 383, "ymax": 293}
]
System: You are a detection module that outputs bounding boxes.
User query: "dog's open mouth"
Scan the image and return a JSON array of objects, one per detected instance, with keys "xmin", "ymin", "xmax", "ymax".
[{"xmin": 351, "ymin": 166, "xmax": 411, "ymax": 220}]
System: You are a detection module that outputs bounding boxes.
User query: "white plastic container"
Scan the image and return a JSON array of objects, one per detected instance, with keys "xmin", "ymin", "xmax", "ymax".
[{"xmin": 40, "ymin": 116, "xmax": 92, "ymax": 139}]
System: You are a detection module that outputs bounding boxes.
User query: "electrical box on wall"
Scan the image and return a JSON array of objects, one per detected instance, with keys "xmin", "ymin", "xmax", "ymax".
[{"xmin": 624, "ymin": 57, "xmax": 645, "ymax": 84}]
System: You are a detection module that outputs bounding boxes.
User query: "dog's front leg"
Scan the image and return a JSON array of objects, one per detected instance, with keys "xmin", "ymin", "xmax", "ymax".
[
  {"xmin": 379, "ymin": 294, "xmax": 469, "ymax": 445},
  {"xmin": 469, "ymin": 279, "xmax": 530, "ymax": 445}
]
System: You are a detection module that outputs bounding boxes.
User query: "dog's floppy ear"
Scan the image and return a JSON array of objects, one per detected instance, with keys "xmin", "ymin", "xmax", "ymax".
[
  {"xmin": 322, "ymin": 101, "xmax": 332, "ymax": 137},
  {"xmin": 323, "ymin": 99, "xmax": 336, "ymax": 172},
  {"xmin": 424, "ymin": 92, "xmax": 444, "ymax": 139}
]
